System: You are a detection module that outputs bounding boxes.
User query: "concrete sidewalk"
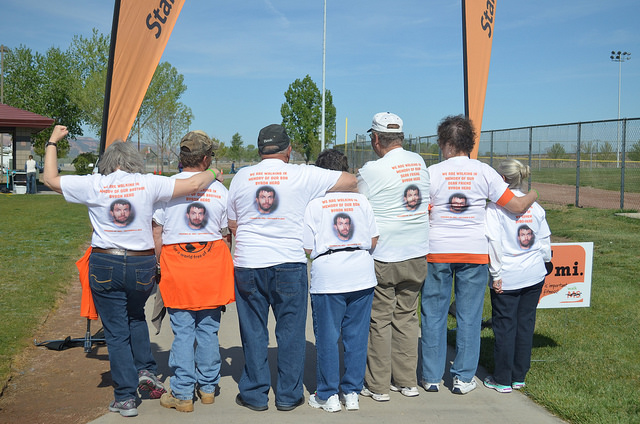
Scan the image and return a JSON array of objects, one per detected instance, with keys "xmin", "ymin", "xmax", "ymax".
[{"xmin": 89, "ymin": 293, "xmax": 564, "ymax": 424}]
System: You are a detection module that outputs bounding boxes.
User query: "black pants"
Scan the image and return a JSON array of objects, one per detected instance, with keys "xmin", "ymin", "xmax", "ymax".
[{"xmin": 490, "ymin": 280, "xmax": 544, "ymax": 385}]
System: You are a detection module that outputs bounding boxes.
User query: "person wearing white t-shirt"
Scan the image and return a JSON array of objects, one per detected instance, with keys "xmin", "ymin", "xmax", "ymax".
[
  {"xmin": 303, "ymin": 149, "xmax": 379, "ymax": 412},
  {"xmin": 357, "ymin": 112, "xmax": 430, "ymax": 401},
  {"xmin": 420, "ymin": 115, "xmax": 539, "ymax": 396},
  {"xmin": 482, "ymin": 159, "xmax": 551, "ymax": 394},
  {"xmin": 152, "ymin": 131, "xmax": 235, "ymax": 413},
  {"xmin": 25, "ymin": 154, "xmax": 38, "ymax": 194},
  {"xmin": 43, "ymin": 125, "xmax": 221, "ymax": 418},
  {"xmin": 228, "ymin": 124, "xmax": 357, "ymax": 412}
]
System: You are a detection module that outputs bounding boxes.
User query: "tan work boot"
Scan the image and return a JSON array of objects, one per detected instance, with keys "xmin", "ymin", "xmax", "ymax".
[
  {"xmin": 198, "ymin": 389, "xmax": 215, "ymax": 404},
  {"xmin": 160, "ymin": 392, "xmax": 194, "ymax": 412}
]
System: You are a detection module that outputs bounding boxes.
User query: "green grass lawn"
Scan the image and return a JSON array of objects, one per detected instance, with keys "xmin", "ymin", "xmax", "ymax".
[
  {"xmin": 530, "ymin": 167, "xmax": 640, "ymax": 193},
  {"xmin": 1, "ymin": 193, "xmax": 638, "ymax": 423},
  {"xmin": 0, "ymin": 194, "xmax": 91, "ymax": 386}
]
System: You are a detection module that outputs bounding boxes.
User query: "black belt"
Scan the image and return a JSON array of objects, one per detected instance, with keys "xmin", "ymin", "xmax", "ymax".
[
  {"xmin": 315, "ymin": 247, "xmax": 362, "ymax": 259},
  {"xmin": 92, "ymin": 248, "xmax": 155, "ymax": 257}
]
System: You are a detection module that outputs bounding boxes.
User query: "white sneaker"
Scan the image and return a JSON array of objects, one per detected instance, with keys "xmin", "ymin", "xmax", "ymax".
[
  {"xmin": 360, "ymin": 387, "xmax": 390, "ymax": 402},
  {"xmin": 390, "ymin": 384, "xmax": 420, "ymax": 397},
  {"xmin": 421, "ymin": 381, "xmax": 440, "ymax": 392},
  {"xmin": 452, "ymin": 376, "xmax": 477, "ymax": 394},
  {"xmin": 342, "ymin": 392, "xmax": 359, "ymax": 411},
  {"xmin": 308, "ymin": 393, "xmax": 341, "ymax": 412}
]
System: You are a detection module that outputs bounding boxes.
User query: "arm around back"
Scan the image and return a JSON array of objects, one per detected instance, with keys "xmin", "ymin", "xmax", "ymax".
[
  {"xmin": 327, "ymin": 171, "xmax": 357, "ymax": 193},
  {"xmin": 503, "ymin": 190, "xmax": 538, "ymax": 215},
  {"xmin": 171, "ymin": 169, "xmax": 221, "ymax": 199}
]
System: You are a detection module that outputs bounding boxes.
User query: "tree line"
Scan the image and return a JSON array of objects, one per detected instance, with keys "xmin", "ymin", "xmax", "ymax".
[{"xmin": 3, "ymin": 29, "xmax": 337, "ymax": 172}]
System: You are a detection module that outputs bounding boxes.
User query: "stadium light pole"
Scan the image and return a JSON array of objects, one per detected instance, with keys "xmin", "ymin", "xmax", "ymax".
[
  {"xmin": 610, "ymin": 50, "xmax": 631, "ymax": 168},
  {"xmin": 320, "ymin": 0, "xmax": 327, "ymax": 151}
]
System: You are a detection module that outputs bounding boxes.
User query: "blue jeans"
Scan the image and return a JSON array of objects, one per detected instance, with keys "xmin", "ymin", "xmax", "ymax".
[
  {"xmin": 168, "ymin": 307, "xmax": 222, "ymax": 400},
  {"xmin": 89, "ymin": 252, "xmax": 158, "ymax": 401},
  {"xmin": 234, "ymin": 263, "xmax": 308, "ymax": 408},
  {"xmin": 420, "ymin": 262, "xmax": 488, "ymax": 383},
  {"xmin": 490, "ymin": 280, "xmax": 544, "ymax": 385},
  {"xmin": 311, "ymin": 288, "xmax": 374, "ymax": 400},
  {"xmin": 26, "ymin": 172, "xmax": 36, "ymax": 194}
]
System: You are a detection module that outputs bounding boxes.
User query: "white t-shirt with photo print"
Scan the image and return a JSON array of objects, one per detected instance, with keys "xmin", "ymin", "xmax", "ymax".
[
  {"xmin": 60, "ymin": 170, "xmax": 175, "ymax": 250},
  {"xmin": 227, "ymin": 158, "xmax": 342, "ymax": 268},
  {"xmin": 153, "ymin": 171, "xmax": 228, "ymax": 245},
  {"xmin": 303, "ymin": 192, "xmax": 379, "ymax": 294}
]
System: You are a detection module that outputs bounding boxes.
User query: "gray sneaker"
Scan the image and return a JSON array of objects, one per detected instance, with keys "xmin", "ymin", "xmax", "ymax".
[
  {"xmin": 138, "ymin": 370, "xmax": 166, "ymax": 399},
  {"xmin": 109, "ymin": 398, "xmax": 138, "ymax": 417}
]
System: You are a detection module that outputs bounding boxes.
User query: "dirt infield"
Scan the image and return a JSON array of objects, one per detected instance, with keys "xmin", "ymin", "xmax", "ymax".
[{"xmin": 536, "ymin": 183, "xmax": 640, "ymax": 211}]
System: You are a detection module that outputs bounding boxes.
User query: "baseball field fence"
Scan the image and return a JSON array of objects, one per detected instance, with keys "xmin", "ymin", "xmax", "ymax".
[{"xmin": 339, "ymin": 118, "xmax": 640, "ymax": 211}]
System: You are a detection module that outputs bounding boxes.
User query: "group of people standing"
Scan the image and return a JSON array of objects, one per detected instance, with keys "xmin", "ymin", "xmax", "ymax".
[{"xmin": 42, "ymin": 110, "xmax": 550, "ymax": 417}]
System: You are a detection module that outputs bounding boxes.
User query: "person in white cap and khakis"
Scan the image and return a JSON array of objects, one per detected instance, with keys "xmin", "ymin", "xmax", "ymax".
[{"xmin": 357, "ymin": 112, "xmax": 430, "ymax": 401}]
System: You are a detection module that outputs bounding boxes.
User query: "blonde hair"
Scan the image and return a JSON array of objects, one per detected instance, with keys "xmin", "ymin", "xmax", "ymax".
[{"xmin": 496, "ymin": 159, "xmax": 530, "ymax": 191}]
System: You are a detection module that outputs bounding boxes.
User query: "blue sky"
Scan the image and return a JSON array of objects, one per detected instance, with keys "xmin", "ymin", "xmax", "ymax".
[{"xmin": 2, "ymin": 0, "xmax": 639, "ymax": 147}]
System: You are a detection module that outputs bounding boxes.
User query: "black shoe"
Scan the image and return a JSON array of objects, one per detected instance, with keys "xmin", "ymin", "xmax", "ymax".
[
  {"xmin": 276, "ymin": 396, "xmax": 305, "ymax": 411},
  {"xmin": 235, "ymin": 394, "xmax": 268, "ymax": 412}
]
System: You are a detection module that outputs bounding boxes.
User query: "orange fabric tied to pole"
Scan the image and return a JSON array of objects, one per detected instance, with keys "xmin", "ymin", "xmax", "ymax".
[{"xmin": 76, "ymin": 246, "xmax": 98, "ymax": 320}]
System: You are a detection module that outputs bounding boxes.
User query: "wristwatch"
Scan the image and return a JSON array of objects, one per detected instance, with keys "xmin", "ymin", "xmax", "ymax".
[{"xmin": 45, "ymin": 142, "xmax": 58, "ymax": 149}]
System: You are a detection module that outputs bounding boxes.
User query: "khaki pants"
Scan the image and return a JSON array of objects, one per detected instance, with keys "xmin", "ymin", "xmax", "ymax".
[{"xmin": 364, "ymin": 257, "xmax": 427, "ymax": 393}]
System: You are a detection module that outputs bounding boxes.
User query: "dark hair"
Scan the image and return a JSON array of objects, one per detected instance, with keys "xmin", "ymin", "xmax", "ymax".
[
  {"xmin": 404, "ymin": 184, "xmax": 419, "ymax": 197},
  {"xmin": 437, "ymin": 115, "xmax": 475, "ymax": 155},
  {"xmin": 110, "ymin": 198, "xmax": 132, "ymax": 211},
  {"xmin": 371, "ymin": 130, "xmax": 404, "ymax": 149},
  {"xmin": 315, "ymin": 149, "xmax": 348, "ymax": 172},
  {"xmin": 333, "ymin": 212, "xmax": 351, "ymax": 225},
  {"xmin": 255, "ymin": 186, "xmax": 275, "ymax": 197},
  {"xmin": 518, "ymin": 224, "xmax": 532, "ymax": 235},
  {"xmin": 187, "ymin": 202, "xmax": 207, "ymax": 214},
  {"xmin": 180, "ymin": 149, "xmax": 212, "ymax": 168}
]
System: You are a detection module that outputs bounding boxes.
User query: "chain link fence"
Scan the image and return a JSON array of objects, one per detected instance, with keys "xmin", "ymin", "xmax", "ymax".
[{"xmin": 339, "ymin": 118, "xmax": 640, "ymax": 211}]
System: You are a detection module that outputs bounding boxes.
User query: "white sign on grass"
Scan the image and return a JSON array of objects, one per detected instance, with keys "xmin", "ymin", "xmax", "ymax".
[{"xmin": 537, "ymin": 242, "xmax": 593, "ymax": 309}]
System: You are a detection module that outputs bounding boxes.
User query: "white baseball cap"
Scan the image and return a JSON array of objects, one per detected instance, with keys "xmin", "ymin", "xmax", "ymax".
[{"xmin": 368, "ymin": 112, "xmax": 403, "ymax": 133}]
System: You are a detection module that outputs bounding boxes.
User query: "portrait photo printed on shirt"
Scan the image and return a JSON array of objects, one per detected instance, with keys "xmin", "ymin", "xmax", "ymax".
[
  {"xmin": 185, "ymin": 202, "xmax": 208, "ymax": 230},
  {"xmin": 254, "ymin": 185, "xmax": 278, "ymax": 214},
  {"xmin": 448, "ymin": 192, "xmax": 469, "ymax": 214},
  {"xmin": 517, "ymin": 224, "xmax": 535, "ymax": 250},
  {"xmin": 333, "ymin": 212, "xmax": 354, "ymax": 241},
  {"xmin": 109, "ymin": 198, "xmax": 135, "ymax": 227},
  {"xmin": 403, "ymin": 184, "xmax": 422, "ymax": 211}
]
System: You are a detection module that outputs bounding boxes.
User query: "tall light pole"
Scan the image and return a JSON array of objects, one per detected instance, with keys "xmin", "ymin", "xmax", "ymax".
[
  {"xmin": 320, "ymin": 0, "xmax": 327, "ymax": 151},
  {"xmin": 610, "ymin": 50, "xmax": 631, "ymax": 168}
]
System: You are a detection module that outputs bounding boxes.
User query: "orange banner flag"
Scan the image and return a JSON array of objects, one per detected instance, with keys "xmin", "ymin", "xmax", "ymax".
[
  {"xmin": 462, "ymin": 0, "xmax": 496, "ymax": 159},
  {"xmin": 101, "ymin": 0, "xmax": 186, "ymax": 152}
]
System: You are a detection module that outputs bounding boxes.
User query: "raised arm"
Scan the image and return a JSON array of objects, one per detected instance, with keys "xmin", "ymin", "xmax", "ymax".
[{"xmin": 43, "ymin": 125, "xmax": 69, "ymax": 194}]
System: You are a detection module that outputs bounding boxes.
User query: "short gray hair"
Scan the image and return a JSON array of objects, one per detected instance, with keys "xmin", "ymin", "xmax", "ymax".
[
  {"xmin": 99, "ymin": 140, "xmax": 145, "ymax": 175},
  {"xmin": 371, "ymin": 130, "xmax": 404, "ymax": 149}
]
